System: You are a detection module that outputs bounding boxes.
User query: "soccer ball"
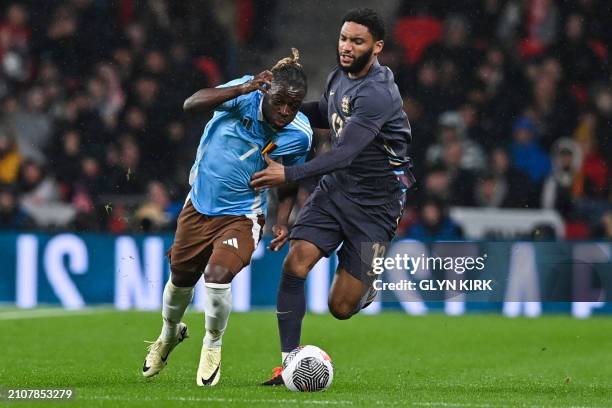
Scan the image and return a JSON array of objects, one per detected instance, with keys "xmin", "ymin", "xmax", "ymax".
[{"xmin": 282, "ymin": 345, "xmax": 333, "ymax": 392}]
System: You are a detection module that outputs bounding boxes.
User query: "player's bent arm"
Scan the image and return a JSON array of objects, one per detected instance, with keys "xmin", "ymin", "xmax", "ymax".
[
  {"xmin": 276, "ymin": 183, "xmax": 298, "ymax": 225},
  {"xmin": 183, "ymin": 70, "xmax": 273, "ymax": 113},
  {"xmin": 284, "ymin": 121, "xmax": 376, "ymax": 182},
  {"xmin": 183, "ymin": 85, "xmax": 248, "ymax": 113},
  {"xmin": 268, "ymin": 183, "xmax": 298, "ymax": 251}
]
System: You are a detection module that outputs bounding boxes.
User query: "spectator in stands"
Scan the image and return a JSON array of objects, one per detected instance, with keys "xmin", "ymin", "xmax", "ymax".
[
  {"xmin": 554, "ymin": 13, "xmax": 607, "ymax": 86},
  {"xmin": 0, "ymin": 124, "xmax": 21, "ymax": 184},
  {"xmin": 43, "ymin": 4, "xmax": 80, "ymax": 77},
  {"xmin": 421, "ymin": 163, "xmax": 451, "ymax": 203},
  {"xmin": 112, "ymin": 45, "xmax": 136, "ymax": 82},
  {"xmin": 19, "ymin": 160, "xmax": 60, "ymax": 207},
  {"xmin": 408, "ymin": 59, "xmax": 444, "ymax": 126},
  {"xmin": 426, "ymin": 110, "xmax": 486, "ymax": 171},
  {"xmin": 406, "ymin": 195, "xmax": 463, "ymax": 240},
  {"xmin": 11, "ymin": 86, "xmax": 53, "ymax": 163},
  {"xmin": 497, "ymin": 0, "xmax": 560, "ymax": 57},
  {"xmin": 87, "ymin": 63, "xmax": 125, "ymax": 128},
  {"xmin": 439, "ymin": 140, "xmax": 477, "ymax": 206},
  {"xmin": 593, "ymin": 87, "xmax": 612, "ymax": 168},
  {"xmin": 134, "ymin": 181, "xmax": 181, "ymax": 232},
  {"xmin": 50, "ymin": 128, "xmax": 82, "ymax": 188},
  {"xmin": 458, "ymin": 102, "xmax": 490, "ymax": 152},
  {"xmin": 106, "ymin": 202, "xmax": 130, "ymax": 234},
  {"xmin": 528, "ymin": 56, "xmax": 578, "ymax": 149},
  {"xmin": 541, "ymin": 138, "xmax": 581, "ymax": 218},
  {"xmin": 75, "ymin": 156, "xmax": 104, "ymax": 204},
  {"xmin": 0, "ymin": 184, "xmax": 32, "ymax": 229},
  {"xmin": 510, "ymin": 116, "xmax": 551, "ymax": 186},
  {"xmin": 473, "ymin": 171, "xmax": 507, "ymax": 209},
  {"xmin": 573, "ymin": 112, "xmax": 609, "ymax": 200},
  {"xmin": 70, "ymin": 156, "xmax": 103, "ymax": 231},
  {"xmin": 105, "ymin": 136, "xmax": 146, "ymax": 195},
  {"xmin": 422, "ymin": 14, "xmax": 480, "ymax": 83},
  {"xmin": 18, "ymin": 159, "xmax": 75, "ymax": 228},
  {"xmin": 0, "ymin": 3, "xmax": 31, "ymax": 84},
  {"xmin": 489, "ymin": 147, "xmax": 533, "ymax": 208},
  {"xmin": 162, "ymin": 121, "xmax": 191, "ymax": 191}
]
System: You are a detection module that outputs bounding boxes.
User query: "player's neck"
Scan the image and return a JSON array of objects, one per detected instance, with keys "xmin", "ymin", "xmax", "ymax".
[{"xmin": 347, "ymin": 57, "xmax": 377, "ymax": 80}]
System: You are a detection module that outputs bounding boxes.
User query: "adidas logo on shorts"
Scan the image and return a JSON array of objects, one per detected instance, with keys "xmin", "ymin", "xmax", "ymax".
[{"xmin": 222, "ymin": 238, "xmax": 239, "ymax": 249}]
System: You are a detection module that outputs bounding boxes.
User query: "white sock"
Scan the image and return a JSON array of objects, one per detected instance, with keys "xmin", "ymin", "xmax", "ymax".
[
  {"xmin": 161, "ymin": 280, "xmax": 194, "ymax": 342},
  {"xmin": 281, "ymin": 352, "xmax": 288, "ymax": 364},
  {"xmin": 203, "ymin": 282, "xmax": 232, "ymax": 348}
]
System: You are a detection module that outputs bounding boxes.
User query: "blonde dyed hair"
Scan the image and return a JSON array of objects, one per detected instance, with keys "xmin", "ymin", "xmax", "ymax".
[{"xmin": 270, "ymin": 48, "xmax": 307, "ymax": 92}]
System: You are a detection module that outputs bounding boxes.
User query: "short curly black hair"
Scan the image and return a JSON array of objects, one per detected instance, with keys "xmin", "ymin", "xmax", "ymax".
[{"xmin": 342, "ymin": 8, "xmax": 386, "ymax": 41}]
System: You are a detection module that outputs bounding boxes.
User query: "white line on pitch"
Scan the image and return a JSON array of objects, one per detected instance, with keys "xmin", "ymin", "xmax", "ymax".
[
  {"xmin": 45, "ymin": 395, "xmax": 609, "ymax": 408},
  {"xmin": 78, "ymin": 395, "xmax": 354, "ymax": 405}
]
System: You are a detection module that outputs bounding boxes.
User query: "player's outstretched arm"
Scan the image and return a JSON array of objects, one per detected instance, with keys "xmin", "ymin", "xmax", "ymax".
[
  {"xmin": 250, "ymin": 121, "xmax": 376, "ymax": 189},
  {"xmin": 183, "ymin": 70, "xmax": 273, "ymax": 113}
]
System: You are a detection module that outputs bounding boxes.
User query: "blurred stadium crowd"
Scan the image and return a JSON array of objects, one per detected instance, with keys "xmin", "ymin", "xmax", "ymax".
[{"xmin": 0, "ymin": 0, "xmax": 611, "ymax": 240}]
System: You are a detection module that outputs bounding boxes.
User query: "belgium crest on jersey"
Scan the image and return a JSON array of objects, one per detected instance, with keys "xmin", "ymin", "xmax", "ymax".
[{"xmin": 341, "ymin": 95, "xmax": 351, "ymax": 116}]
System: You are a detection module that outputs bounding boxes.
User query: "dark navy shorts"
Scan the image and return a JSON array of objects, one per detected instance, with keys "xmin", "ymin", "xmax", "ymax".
[{"xmin": 290, "ymin": 181, "xmax": 403, "ymax": 284}]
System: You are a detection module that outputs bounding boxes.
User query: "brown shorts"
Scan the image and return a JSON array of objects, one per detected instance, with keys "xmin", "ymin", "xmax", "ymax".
[{"xmin": 168, "ymin": 199, "xmax": 265, "ymax": 276}]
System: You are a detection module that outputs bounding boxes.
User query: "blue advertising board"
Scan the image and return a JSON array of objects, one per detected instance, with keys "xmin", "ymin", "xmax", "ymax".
[{"xmin": 1, "ymin": 233, "xmax": 611, "ymax": 318}]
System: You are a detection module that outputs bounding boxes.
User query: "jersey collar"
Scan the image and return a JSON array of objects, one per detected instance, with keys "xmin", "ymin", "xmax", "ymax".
[{"xmin": 257, "ymin": 92, "xmax": 265, "ymax": 121}]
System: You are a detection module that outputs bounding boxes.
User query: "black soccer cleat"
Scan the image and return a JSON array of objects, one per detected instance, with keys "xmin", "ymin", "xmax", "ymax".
[{"xmin": 261, "ymin": 366, "xmax": 284, "ymax": 386}]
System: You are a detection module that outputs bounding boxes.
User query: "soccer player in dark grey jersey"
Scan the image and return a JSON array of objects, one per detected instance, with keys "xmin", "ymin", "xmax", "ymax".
[{"xmin": 251, "ymin": 8, "xmax": 413, "ymax": 385}]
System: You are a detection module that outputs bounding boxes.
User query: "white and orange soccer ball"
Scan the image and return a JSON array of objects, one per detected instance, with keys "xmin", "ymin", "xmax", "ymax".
[{"xmin": 282, "ymin": 345, "xmax": 334, "ymax": 392}]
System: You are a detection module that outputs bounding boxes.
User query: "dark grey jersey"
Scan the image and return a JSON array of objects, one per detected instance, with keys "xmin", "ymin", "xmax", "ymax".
[{"xmin": 321, "ymin": 62, "xmax": 412, "ymax": 204}]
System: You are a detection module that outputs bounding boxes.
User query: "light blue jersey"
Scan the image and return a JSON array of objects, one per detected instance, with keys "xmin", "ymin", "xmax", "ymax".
[{"xmin": 188, "ymin": 75, "xmax": 312, "ymax": 216}]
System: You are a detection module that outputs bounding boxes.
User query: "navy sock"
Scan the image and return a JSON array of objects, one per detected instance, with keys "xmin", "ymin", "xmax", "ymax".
[{"xmin": 276, "ymin": 272, "xmax": 306, "ymax": 353}]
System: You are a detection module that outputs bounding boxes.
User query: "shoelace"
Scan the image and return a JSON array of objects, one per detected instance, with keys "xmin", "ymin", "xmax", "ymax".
[
  {"xmin": 145, "ymin": 340, "xmax": 162, "ymax": 353},
  {"xmin": 144, "ymin": 339, "xmax": 173, "ymax": 364}
]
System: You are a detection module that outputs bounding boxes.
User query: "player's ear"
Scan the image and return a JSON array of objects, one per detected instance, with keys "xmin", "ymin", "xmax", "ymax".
[{"xmin": 374, "ymin": 40, "xmax": 384, "ymax": 56}]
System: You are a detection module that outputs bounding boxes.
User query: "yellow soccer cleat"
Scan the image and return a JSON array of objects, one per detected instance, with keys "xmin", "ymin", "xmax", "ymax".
[
  {"xmin": 196, "ymin": 345, "xmax": 222, "ymax": 386},
  {"xmin": 142, "ymin": 323, "xmax": 189, "ymax": 378}
]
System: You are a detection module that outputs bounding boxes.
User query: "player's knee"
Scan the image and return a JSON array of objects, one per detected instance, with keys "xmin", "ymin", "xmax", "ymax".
[
  {"xmin": 203, "ymin": 263, "xmax": 234, "ymax": 284},
  {"xmin": 170, "ymin": 268, "xmax": 199, "ymax": 287},
  {"xmin": 282, "ymin": 255, "xmax": 310, "ymax": 279},
  {"xmin": 328, "ymin": 299, "xmax": 355, "ymax": 320}
]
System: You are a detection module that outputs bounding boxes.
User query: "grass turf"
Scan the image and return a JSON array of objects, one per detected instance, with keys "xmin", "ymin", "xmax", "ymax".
[{"xmin": 0, "ymin": 309, "xmax": 611, "ymax": 407}]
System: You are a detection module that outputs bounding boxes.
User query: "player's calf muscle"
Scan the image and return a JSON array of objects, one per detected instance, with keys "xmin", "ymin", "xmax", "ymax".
[{"xmin": 328, "ymin": 299, "xmax": 356, "ymax": 320}]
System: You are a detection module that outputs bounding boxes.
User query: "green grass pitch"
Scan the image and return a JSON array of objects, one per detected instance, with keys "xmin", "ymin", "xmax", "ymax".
[{"xmin": 0, "ymin": 309, "xmax": 611, "ymax": 407}]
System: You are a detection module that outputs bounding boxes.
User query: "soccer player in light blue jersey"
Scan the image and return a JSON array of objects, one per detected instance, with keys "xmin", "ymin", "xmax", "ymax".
[{"xmin": 142, "ymin": 49, "xmax": 312, "ymax": 386}]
